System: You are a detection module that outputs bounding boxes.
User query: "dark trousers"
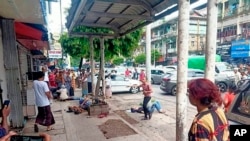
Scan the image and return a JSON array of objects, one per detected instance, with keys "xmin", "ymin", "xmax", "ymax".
[
  {"xmin": 88, "ymin": 82, "xmax": 92, "ymax": 93},
  {"xmin": 143, "ymin": 96, "xmax": 151, "ymax": 118},
  {"xmin": 83, "ymin": 107, "xmax": 90, "ymax": 116}
]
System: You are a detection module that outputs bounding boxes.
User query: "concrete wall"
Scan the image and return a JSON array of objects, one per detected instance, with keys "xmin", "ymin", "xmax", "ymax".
[{"xmin": 0, "ymin": 26, "xmax": 8, "ymax": 100}]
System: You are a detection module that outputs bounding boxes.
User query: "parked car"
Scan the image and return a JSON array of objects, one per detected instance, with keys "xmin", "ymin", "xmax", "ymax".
[
  {"xmin": 165, "ymin": 65, "xmax": 177, "ymax": 71},
  {"xmin": 160, "ymin": 69, "xmax": 233, "ymax": 95},
  {"xmin": 110, "ymin": 75, "xmax": 141, "ymax": 93},
  {"xmin": 95, "ymin": 74, "xmax": 141, "ymax": 94},
  {"xmin": 160, "ymin": 69, "xmax": 204, "ymax": 95},
  {"xmin": 151, "ymin": 68, "xmax": 168, "ymax": 84}
]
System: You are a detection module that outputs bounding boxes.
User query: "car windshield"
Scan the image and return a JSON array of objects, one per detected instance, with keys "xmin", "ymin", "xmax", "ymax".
[
  {"xmin": 163, "ymin": 72, "xmax": 175, "ymax": 78},
  {"xmin": 216, "ymin": 62, "xmax": 232, "ymax": 72}
]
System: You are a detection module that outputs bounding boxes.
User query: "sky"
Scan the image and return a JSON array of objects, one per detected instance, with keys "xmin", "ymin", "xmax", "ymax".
[{"xmin": 47, "ymin": 0, "xmax": 71, "ymax": 34}]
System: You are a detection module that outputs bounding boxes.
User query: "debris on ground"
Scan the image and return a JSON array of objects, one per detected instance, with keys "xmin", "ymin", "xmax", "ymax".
[{"xmin": 99, "ymin": 119, "xmax": 137, "ymax": 139}]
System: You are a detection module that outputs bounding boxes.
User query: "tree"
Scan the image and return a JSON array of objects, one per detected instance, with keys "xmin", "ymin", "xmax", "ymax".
[
  {"xmin": 151, "ymin": 49, "xmax": 161, "ymax": 64},
  {"xmin": 135, "ymin": 53, "xmax": 146, "ymax": 64},
  {"xmin": 59, "ymin": 26, "xmax": 143, "ymax": 61},
  {"xmin": 112, "ymin": 56, "xmax": 124, "ymax": 66},
  {"xmin": 70, "ymin": 56, "xmax": 81, "ymax": 68},
  {"xmin": 59, "ymin": 33, "xmax": 90, "ymax": 58}
]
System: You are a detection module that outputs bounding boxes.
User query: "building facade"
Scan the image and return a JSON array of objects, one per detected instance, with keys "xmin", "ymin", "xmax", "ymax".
[
  {"xmin": 0, "ymin": 0, "xmax": 50, "ymax": 127},
  {"xmin": 217, "ymin": 0, "xmax": 250, "ymax": 60},
  {"xmin": 139, "ymin": 7, "xmax": 207, "ymax": 65}
]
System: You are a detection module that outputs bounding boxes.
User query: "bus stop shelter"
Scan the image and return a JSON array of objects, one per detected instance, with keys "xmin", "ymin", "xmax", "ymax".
[{"xmin": 65, "ymin": 0, "xmax": 218, "ymax": 141}]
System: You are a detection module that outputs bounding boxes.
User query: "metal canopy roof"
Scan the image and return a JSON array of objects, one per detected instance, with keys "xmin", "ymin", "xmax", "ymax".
[{"xmin": 66, "ymin": 0, "xmax": 198, "ymax": 38}]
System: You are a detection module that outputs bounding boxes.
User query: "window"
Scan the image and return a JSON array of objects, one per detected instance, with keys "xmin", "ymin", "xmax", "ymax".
[
  {"xmin": 151, "ymin": 70, "xmax": 156, "ymax": 74},
  {"xmin": 194, "ymin": 71, "xmax": 205, "ymax": 77},
  {"xmin": 188, "ymin": 71, "xmax": 194, "ymax": 77},
  {"xmin": 158, "ymin": 70, "xmax": 164, "ymax": 75},
  {"xmin": 191, "ymin": 41, "xmax": 195, "ymax": 47},
  {"xmin": 114, "ymin": 76, "xmax": 124, "ymax": 81}
]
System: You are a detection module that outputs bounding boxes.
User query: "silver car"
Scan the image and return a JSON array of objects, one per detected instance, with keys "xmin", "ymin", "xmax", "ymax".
[
  {"xmin": 151, "ymin": 68, "xmax": 167, "ymax": 84},
  {"xmin": 160, "ymin": 69, "xmax": 204, "ymax": 95},
  {"xmin": 160, "ymin": 69, "xmax": 233, "ymax": 95}
]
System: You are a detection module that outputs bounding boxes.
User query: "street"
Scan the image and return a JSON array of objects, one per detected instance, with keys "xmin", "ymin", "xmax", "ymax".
[{"xmin": 109, "ymin": 84, "xmax": 197, "ymax": 141}]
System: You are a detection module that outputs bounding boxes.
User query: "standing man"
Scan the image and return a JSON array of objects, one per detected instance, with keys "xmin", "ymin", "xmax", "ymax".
[
  {"xmin": 238, "ymin": 63, "xmax": 245, "ymax": 74},
  {"xmin": 139, "ymin": 69, "xmax": 146, "ymax": 81},
  {"xmin": 132, "ymin": 67, "xmax": 139, "ymax": 80},
  {"xmin": 233, "ymin": 68, "xmax": 241, "ymax": 85},
  {"xmin": 33, "ymin": 71, "xmax": 55, "ymax": 132},
  {"xmin": 125, "ymin": 68, "xmax": 130, "ymax": 78},
  {"xmin": 139, "ymin": 77, "xmax": 153, "ymax": 120},
  {"xmin": 86, "ymin": 68, "xmax": 92, "ymax": 94},
  {"xmin": 42, "ymin": 66, "xmax": 49, "ymax": 85}
]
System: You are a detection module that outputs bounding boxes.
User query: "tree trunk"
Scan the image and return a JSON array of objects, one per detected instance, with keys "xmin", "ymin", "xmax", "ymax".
[
  {"xmin": 205, "ymin": 0, "xmax": 218, "ymax": 81},
  {"xmin": 95, "ymin": 37, "xmax": 105, "ymax": 98},
  {"xmin": 79, "ymin": 57, "xmax": 83, "ymax": 70},
  {"xmin": 176, "ymin": 0, "xmax": 190, "ymax": 141},
  {"xmin": 90, "ymin": 37, "xmax": 96, "ymax": 96}
]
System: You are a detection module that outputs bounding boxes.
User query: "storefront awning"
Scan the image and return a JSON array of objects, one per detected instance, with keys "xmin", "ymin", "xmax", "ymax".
[
  {"xmin": 15, "ymin": 22, "xmax": 44, "ymax": 40},
  {"xmin": 15, "ymin": 22, "xmax": 49, "ymax": 50},
  {"xmin": 17, "ymin": 39, "xmax": 49, "ymax": 50}
]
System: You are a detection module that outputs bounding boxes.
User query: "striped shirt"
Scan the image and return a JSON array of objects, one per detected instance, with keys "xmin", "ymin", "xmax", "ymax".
[{"xmin": 188, "ymin": 107, "xmax": 229, "ymax": 141}]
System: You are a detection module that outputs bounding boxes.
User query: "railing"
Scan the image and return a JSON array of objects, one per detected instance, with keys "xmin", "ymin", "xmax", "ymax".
[{"xmin": 218, "ymin": 5, "xmax": 250, "ymax": 21}]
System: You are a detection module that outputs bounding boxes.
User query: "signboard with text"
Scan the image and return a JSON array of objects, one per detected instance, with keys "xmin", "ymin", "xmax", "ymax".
[{"xmin": 48, "ymin": 50, "xmax": 62, "ymax": 58}]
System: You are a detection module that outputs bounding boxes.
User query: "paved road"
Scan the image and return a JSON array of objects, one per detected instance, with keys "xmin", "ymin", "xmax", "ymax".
[{"xmin": 109, "ymin": 84, "xmax": 198, "ymax": 141}]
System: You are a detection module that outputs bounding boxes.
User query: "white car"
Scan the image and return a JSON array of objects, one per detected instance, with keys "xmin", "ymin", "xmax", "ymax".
[
  {"xmin": 94, "ymin": 74, "xmax": 141, "ymax": 94},
  {"xmin": 110, "ymin": 75, "xmax": 141, "ymax": 93}
]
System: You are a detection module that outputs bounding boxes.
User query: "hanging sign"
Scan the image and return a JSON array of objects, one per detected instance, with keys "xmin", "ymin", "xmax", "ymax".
[{"xmin": 48, "ymin": 50, "xmax": 62, "ymax": 58}]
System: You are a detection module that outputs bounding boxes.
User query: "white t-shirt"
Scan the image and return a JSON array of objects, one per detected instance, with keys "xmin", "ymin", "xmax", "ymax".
[
  {"xmin": 59, "ymin": 88, "xmax": 68, "ymax": 100},
  {"xmin": 87, "ymin": 72, "xmax": 92, "ymax": 82},
  {"xmin": 33, "ymin": 80, "xmax": 50, "ymax": 107},
  {"xmin": 44, "ymin": 71, "xmax": 49, "ymax": 82},
  {"xmin": 106, "ymin": 77, "xmax": 111, "ymax": 87}
]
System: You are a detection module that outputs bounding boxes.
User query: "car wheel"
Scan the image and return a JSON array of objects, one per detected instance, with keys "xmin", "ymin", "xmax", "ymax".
[
  {"xmin": 217, "ymin": 82, "xmax": 227, "ymax": 93},
  {"xmin": 151, "ymin": 78, "xmax": 155, "ymax": 84},
  {"xmin": 171, "ymin": 85, "xmax": 177, "ymax": 96},
  {"xmin": 130, "ymin": 85, "xmax": 139, "ymax": 94}
]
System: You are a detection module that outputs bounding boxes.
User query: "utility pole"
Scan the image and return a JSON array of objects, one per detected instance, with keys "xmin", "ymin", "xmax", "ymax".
[
  {"xmin": 146, "ymin": 24, "xmax": 151, "ymax": 83},
  {"xmin": 205, "ymin": 0, "xmax": 218, "ymax": 81},
  {"xmin": 176, "ymin": 0, "xmax": 189, "ymax": 141},
  {"xmin": 60, "ymin": 0, "xmax": 63, "ymax": 34}
]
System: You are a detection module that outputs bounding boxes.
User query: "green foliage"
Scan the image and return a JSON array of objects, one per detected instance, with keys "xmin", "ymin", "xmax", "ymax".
[
  {"xmin": 135, "ymin": 53, "xmax": 146, "ymax": 64},
  {"xmin": 112, "ymin": 56, "xmax": 124, "ymax": 65},
  {"xmin": 151, "ymin": 49, "xmax": 161, "ymax": 63},
  {"xmin": 59, "ymin": 26, "xmax": 143, "ymax": 61},
  {"xmin": 59, "ymin": 33, "xmax": 89, "ymax": 58},
  {"xmin": 70, "ymin": 56, "xmax": 81, "ymax": 67}
]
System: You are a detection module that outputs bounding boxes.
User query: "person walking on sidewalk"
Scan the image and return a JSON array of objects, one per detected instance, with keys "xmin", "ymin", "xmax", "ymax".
[
  {"xmin": 139, "ymin": 77, "xmax": 153, "ymax": 120},
  {"xmin": 33, "ymin": 71, "xmax": 55, "ymax": 132},
  {"xmin": 86, "ymin": 68, "xmax": 92, "ymax": 94},
  {"xmin": 187, "ymin": 78, "xmax": 229, "ymax": 141}
]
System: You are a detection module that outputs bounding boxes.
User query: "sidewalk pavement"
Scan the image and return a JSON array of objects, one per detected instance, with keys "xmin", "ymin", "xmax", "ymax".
[{"xmin": 22, "ymin": 89, "xmax": 189, "ymax": 141}]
